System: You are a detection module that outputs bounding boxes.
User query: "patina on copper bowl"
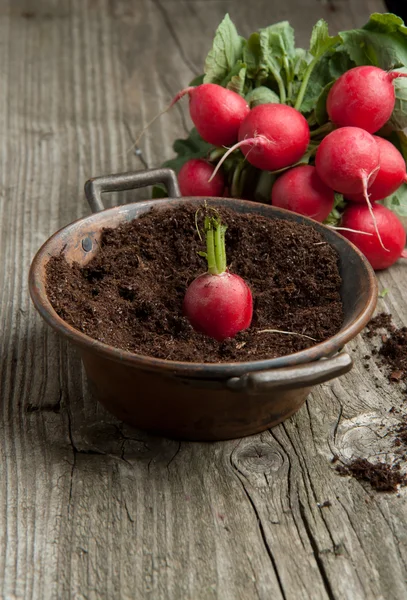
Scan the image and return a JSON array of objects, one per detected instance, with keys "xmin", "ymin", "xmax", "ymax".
[{"xmin": 29, "ymin": 168, "xmax": 378, "ymax": 441}]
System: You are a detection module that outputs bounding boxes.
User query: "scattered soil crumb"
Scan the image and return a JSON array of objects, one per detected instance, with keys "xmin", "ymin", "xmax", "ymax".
[
  {"xmin": 336, "ymin": 459, "xmax": 407, "ymax": 492},
  {"xmin": 365, "ymin": 312, "xmax": 394, "ymax": 338},
  {"xmin": 380, "ymin": 329, "xmax": 407, "ymax": 383},
  {"xmin": 395, "ymin": 417, "xmax": 407, "ymax": 448},
  {"xmin": 364, "ymin": 313, "xmax": 407, "ymax": 383}
]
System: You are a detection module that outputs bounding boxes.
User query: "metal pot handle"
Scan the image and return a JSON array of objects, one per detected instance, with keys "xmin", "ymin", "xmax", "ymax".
[
  {"xmin": 226, "ymin": 351, "xmax": 352, "ymax": 393},
  {"xmin": 84, "ymin": 168, "xmax": 181, "ymax": 213}
]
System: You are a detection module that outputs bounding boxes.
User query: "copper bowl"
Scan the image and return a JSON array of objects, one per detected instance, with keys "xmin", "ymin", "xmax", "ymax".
[{"xmin": 29, "ymin": 168, "xmax": 377, "ymax": 441}]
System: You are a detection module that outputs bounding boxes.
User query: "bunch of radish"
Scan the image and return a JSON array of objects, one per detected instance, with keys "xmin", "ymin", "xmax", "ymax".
[{"xmin": 140, "ymin": 14, "xmax": 407, "ymax": 271}]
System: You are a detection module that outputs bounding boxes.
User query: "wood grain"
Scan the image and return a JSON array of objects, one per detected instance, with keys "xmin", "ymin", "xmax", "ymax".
[{"xmin": 3, "ymin": 1, "xmax": 407, "ymax": 599}]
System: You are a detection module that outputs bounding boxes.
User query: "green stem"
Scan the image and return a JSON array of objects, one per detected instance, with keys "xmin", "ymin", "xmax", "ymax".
[
  {"xmin": 310, "ymin": 122, "xmax": 335, "ymax": 138},
  {"xmin": 231, "ymin": 160, "xmax": 246, "ymax": 198},
  {"xmin": 294, "ymin": 56, "xmax": 318, "ymax": 111},
  {"xmin": 204, "ymin": 215, "xmax": 227, "ymax": 275},
  {"xmin": 283, "ymin": 55, "xmax": 293, "ymax": 100},
  {"xmin": 208, "ymin": 147, "xmax": 228, "ymax": 163},
  {"xmin": 205, "ymin": 221, "xmax": 217, "ymax": 275},
  {"xmin": 267, "ymin": 60, "xmax": 286, "ymax": 104}
]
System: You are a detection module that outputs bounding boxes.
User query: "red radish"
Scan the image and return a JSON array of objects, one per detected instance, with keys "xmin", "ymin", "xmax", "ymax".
[
  {"xmin": 136, "ymin": 83, "xmax": 249, "ymax": 147},
  {"xmin": 209, "ymin": 104, "xmax": 310, "ymax": 179},
  {"xmin": 327, "ymin": 66, "xmax": 407, "ymax": 134},
  {"xmin": 183, "ymin": 214, "xmax": 253, "ymax": 341},
  {"xmin": 346, "ymin": 136, "xmax": 407, "ymax": 203},
  {"xmin": 271, "ymin": 165, "xmax": 335, "ymax": 222},
  {"xmin": 315, "ymin": 126, "xmax": 388, "ymax": 250},
  {"xmin": 178, "ymin": 159, "xmax": 225, "ymax": 197},
  {"xmin": 340, "ymin": 203, "xmax": 406, "ymax": 270}
]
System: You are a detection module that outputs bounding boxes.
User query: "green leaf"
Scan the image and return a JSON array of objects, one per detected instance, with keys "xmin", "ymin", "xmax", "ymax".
[
  {"xmin": 293, "ymin": 48, "xmax": 312, "ymax": 77},
  {"xmin": 339, "ymin": 13, "xmax": 407, "ymax": 70},
  {"xmin": 389, "ymin": 73, "xmax": 407, "ymax": 130},
  {"xmin": 245, "ymin": 86, "xmax": 280, "ymax": 107},
  {"xmin": 363, "ymin": 12, "xmax": 407, "ymax": 35},
  {"xmin": 396, "ymin": 131, "xmax": 407, "ymax": 162},
  {"xmin": 328, "ymin": 48, "xmax": 356, "ymax": 79},
  {"xmin": 299, "ymin": 52, "xmax": 332, "ymax": 112},
  {"xmin": 243, "ymin": 33, "xmax": 268, "ymax": 81},
  {"xmin": 382, "ymin": 183, "xmax": 407, "ymax": 217},
  {"xmin": 258, "ymin": 27, "xmax": 288, "ymax": 102},
  {"xmin": 221, "ymin": 59, "xmax": 246, "ymax": 90},
  {"xmin": 294, "ymin": 20, "xmax": 340, "ymax": 112},
  {"xmin": 378, "ymin": 288, "xmax": 390, "ymax": 298},
  {"xmin": 309, "ymin": 19, "xmax": 340, "ymax": 59},
  {"xmin": 203, "ymin": 14, "xmax": 244, "ymax": 84},
  {"xmin": 153, "ymin": 128, "xmax": 214, "ymax": 198},
  {"xmin": 253, "ymin": 170, "xmax": 276, "ymax": 203},
  {"xmin": 152, "ymin": 184, "xmax": 167, "ymax": 199},
  {"xmin": 189, "ymin": 74, "xmax": 204, "ymax": 87},
  {"xmin": 324, "ymin": 193, "xmax": 346, "ymax": 226},
  {"xmin": 260, "ymin": 21, "xmax": 296, "ymax": 59},
  {"xmin": 315, "ymin": 80, "xmax": 334, "ymax": 125},
  {"xmin": 226, "ymin": 65, "xmax": 247, "ymax": 95}
]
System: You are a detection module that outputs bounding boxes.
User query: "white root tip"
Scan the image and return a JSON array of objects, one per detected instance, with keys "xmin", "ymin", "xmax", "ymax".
[
  {"xmin": 256, "ymin": 328, "xmax": 317, "ymax": 341},
  {"xmin": 208, "ymin": 137, "xmax": 263, "ymax": 183},
  {"xmin": 131, "ymin": 87, "xmax": 194, "ymax": 150},
  {"xmin": 328, "ymin": 226, "xmax": 373, "ymax": 236},
  {"xmin": 362, "ymin": 172, "xmax": 389, "ymax": 252}
]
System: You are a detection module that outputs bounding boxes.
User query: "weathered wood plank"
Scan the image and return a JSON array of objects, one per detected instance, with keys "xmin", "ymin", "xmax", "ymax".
[{"xmin": 4, "ymin": 1, "xmax": 407, "ymax": 599}]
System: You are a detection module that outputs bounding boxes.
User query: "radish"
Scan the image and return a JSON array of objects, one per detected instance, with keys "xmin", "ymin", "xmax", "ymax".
[
  {"xmin": 346, "ymin": 136, "xmax": 407, "ymax": 203},
  {"xmin": 327, "ymin": 66, "xmax": 407, "ymax": 134},
  {"xmin": 183, "ymin": 213, "xmax": 253, "ymax": 341},
  {"xmin": 209, "ymin": 104, "xmax": 310, "ymax": 179},
  {"xmin": 340, "ymin": 203, "xmax": 407, "ymax": 270},
  {"xmin": 137, "ymin": 83, "xmax": 250, "ymax": 148},
  {"xmin": 315, "ymin": 126, "xmax": 388, "ymax": 249},
  {"xmin": 178, "ymin": 159, "xmax": 225, "ymax": 197},
  {"xmin": 271, "ymin": 165, "xmax": 334, "ymax": 222}
]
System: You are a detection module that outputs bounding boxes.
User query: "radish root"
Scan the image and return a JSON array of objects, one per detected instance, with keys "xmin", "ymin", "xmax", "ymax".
[
  {"xmin": 328, "ymin": 226, "xmax": 373, "ymax": 236},
  {"xmin": 401, "ymin": 249, "xmax": 407, "ymax": 259},
  {"xmin": 257, "ymin": 328, "xmax": 317, "ymax": 341},
  {"xmin": 131, "ymin": 87, "xmax": 195, "ymax": 150},
  {"xmin": 362, "ymin": 168, "xmax": 389, "ymax": 251},
  {"xmin": 208, "ymin": 135, "xmax": 269, "ymax": 182}
]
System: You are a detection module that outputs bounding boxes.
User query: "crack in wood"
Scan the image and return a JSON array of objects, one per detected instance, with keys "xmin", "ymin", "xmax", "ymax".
[
  {"xmin": 298, "ymin": 500, "xmax": 336, "ymax": 600},
  {"xmin": 229, "ymin": 451, "xmax": 287, "ymax": 600},
  {"xmin": 150, "ymin": 0, "xmax": 199, "ymax": 76}
]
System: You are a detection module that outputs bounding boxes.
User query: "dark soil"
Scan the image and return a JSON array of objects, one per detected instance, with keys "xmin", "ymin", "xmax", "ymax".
[
  {"xmin": 364, "ymin": 312, "xmax": 395, "ymax": 338},
  {"xmin": 46, "ymin": 205, "xmax": 343, "ymax": 363},
  {"xmin": 364, "ymin": 312, "xmax": 407, "ymax": 383},
  {"xmin": 380, "ymin": 328, "xmax": 407, "ymax": 383},
  {"xmin": 338, "ymin": 312, "xmax": 407, "ymax": 493},
  {"xmin": 336, "ymin": 459, "xmax": 407, "ymax": 492}
]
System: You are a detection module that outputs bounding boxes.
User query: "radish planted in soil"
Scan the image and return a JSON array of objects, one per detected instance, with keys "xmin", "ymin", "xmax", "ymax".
[
  {"xmin": 183, "ymin": 213, "xmax": 253, "ymax": 341},
  {"xmin": 341, "ymin": 203, "xmax": 407, "ymax": 270},
  {"xmin": 327, "ymin": 66, "xmax": 407, "ymax": 134},
  {"xmin": 210, "ymin": 104, "xmax": 310, "ymax": 179}
]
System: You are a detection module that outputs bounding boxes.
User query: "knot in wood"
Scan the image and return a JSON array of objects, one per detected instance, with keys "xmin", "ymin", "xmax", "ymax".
[{"xmin": 234, "ymin": 442, "xmax": 283, "ymax": 475}]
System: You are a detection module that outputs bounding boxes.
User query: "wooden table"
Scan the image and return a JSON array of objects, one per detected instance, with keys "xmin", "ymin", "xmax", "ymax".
[{"xmin": 2, "ymin": 1, "xmax": 407, "ymax": 598}]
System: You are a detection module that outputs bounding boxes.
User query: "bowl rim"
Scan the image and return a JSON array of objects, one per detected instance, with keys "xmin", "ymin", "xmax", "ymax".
[{"xmin": 29, "ymin": 197, "xmax": 378, "ymax": 378}]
